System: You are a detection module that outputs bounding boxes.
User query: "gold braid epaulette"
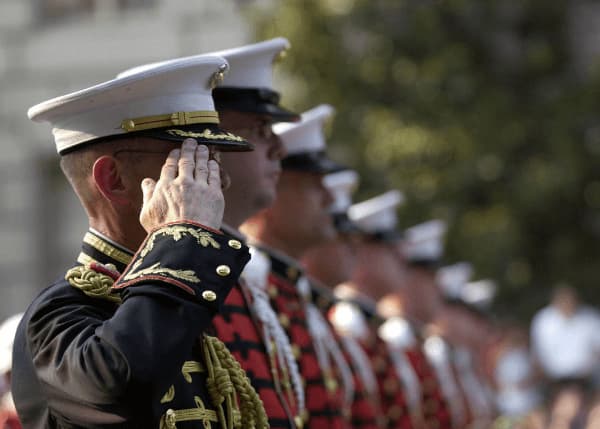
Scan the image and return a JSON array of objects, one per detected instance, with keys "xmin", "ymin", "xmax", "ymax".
[
  {"xmin": 203, "ymin": 335, "xmax": 269, "ymax": 429},
  {"xmin": 65, "ymin": 263, "xmax": 122, "ymax": 303}
]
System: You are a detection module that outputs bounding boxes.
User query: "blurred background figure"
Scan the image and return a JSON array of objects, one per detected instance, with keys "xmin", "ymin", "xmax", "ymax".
[
  {"xmin": 492, "ymin": 322, "xmax": 544, "ymax": 427},
  {"xmin": 530, "ymin": 285, "xmax": 600, "ymax": 428},
  {"xmin": 0, "ymin": 313, "xmax": 22, "ymax": 429}
]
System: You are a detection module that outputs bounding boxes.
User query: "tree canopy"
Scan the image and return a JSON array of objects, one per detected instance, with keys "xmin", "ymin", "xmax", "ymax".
[{"xmin": 248, "ymin": 0, "xmax": 600, "ymax": 320}]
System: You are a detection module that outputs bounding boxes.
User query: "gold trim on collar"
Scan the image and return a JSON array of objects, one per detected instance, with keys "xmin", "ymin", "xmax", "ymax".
[
  {"xmin": 83, "ymin": 233, "xmax": 132, "ymax": 265},
  {"xmin": 121, "ymin": 110, "xmax": 219, "ymax": 132},
  {"xmin": 77, "ymin": 252, "xmax": 96, "ymax": 267}
]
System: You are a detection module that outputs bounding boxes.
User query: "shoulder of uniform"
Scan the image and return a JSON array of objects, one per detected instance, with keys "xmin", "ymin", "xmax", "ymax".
[
  {"xmin": 255, "ymin": 244, "xmax": 303, "ymax": 283},
  {"xmin": 378, "ymin": 316, "xmax": 416, "ymax": 348},
  {"xmin": 66, "ymin": 262, "xmax": 122, "ymax": 303},
  {"xmin": 329, "ymin": 300, "xmax": 370, "ymax": 339},
  {"xmin": 309, "ymin": 278, "xmax": 338, "ymax": 312},
  {"xmin": 241, "ymin": 246, "xmax": 271, "ymax": 289}
]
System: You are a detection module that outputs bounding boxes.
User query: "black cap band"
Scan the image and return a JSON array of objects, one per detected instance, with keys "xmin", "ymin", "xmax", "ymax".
[
  {"xmin": 332, "ymin": 212, "xmax": 362, "ymax": 234},
  {"xmin": 213, "ymin": 87, "xmax": 300, "ymax": 122}
]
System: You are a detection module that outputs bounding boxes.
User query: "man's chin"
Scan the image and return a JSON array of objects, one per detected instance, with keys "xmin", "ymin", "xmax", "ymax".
[{"xmin": 255, "ymin": 191, "xmax": 277, "ymax": 212}]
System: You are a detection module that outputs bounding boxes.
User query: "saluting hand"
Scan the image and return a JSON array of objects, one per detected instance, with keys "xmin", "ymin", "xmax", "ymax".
[{"xmin": 139, "ymin": 139, "xmax": 224, "ymax": 231}]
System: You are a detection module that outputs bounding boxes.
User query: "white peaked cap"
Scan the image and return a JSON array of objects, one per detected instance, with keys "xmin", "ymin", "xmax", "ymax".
[
  {"xmin": 118, "ymin": 37, "xmax": 290, "ymax": 91},
  {"xmin": 403, "ymin": 219, "xmax": 447, "ymax": 262},
  {"xmin": 348, "ymin": 190, "xmax": 404, "ymax": 234},
  {"xmin": 210, "ymin": 37, "xmax": 290, "ymax": 89},
  {"xmin": 461, "ymin": 279, "xmax": 497, "ymax": 309},
  {"xmin": 0, "ymin": 313, "xmax": 23, "ymax": 374},
  {"xmin": 323, "ymin": 170, "xmax": 360, "ymax": 214},
  {"xmin": 437, "ymin": 262, "xmax": 473, "ymax": 299},
  {"xmin": 273, "ymin": 104, "xmax": 334, "ymax": 155},
  {"xmin": 30, "ymin": 55, "xmax": 247, "ymax": 154}
]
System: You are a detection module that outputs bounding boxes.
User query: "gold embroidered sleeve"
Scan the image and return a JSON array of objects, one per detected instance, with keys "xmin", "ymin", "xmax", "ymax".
[{"xmin": 113, "ymin": 221, "xmax": 250, "ymax": 310}]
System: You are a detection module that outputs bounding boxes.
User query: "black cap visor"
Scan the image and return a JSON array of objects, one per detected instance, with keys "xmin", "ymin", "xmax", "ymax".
[
  {"xmin": 60, "ymin": 123, "xmax": 253, "ymax": 155},
  {"xmin": 213, "ymin": 87, "xmax": 300, "ymax": 123},
  {"xmin": 282, "ymin": 151, "xmax": 346, "ymax": 174},
  {"xmin": 138, "ymin": 123, "xmax": 253, "ymax": 152},
  {"xmin": 362, "ymin": 229, "xmax": 403, "ymax": 243},
  {"xmin": 332, "ymin": 212, "xmax": 362, "ymax": 235}
]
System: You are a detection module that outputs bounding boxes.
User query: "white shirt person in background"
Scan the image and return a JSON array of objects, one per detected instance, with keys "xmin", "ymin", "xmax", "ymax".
[{"xmin": 530, "ymin": 285, "xmax": 600, "ymax": 428}]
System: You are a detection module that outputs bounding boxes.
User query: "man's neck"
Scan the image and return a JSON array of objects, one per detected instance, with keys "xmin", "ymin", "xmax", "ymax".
[
  {"xmin": 89, "ymin": 216, "xmax": 145, "ymax": 252},
  {"xmin": 335, "ymin": 282, "xmax": 378, "ymax": 312},
  {"xmin": 351, "ymin": 270, "xmax": 387, "ymax": 301},
  {"xmin": 259, "ymin": 234, "xmax": 306, "ymax": 260},
  {"xmin": 377, "ymin": 294, "xmax": 406, "ymax": 319},
  {"xmin": 223, "ymin": 211, "xmax": 245, "ymax": 231}
]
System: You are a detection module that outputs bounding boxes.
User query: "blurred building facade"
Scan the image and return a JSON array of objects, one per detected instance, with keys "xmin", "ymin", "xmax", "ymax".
[{"xmin": 0, "ymin": 0, "xmax": 251, "ymax": 319}]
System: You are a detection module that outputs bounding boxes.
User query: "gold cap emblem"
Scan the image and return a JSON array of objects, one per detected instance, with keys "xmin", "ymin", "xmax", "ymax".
[{"xmin": 209, "ymin": 63, "xmax": 229, "ymax": 89}]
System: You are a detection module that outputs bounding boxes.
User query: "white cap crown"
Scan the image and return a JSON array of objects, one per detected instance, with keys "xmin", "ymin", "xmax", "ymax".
[
  {"xmin": 462, "ymin": 279, "xmax": 497, "ymax": 309},
  {"xmin": 30, "ymin": 55, "xmax": 231, "ymax": 153},
  {"xmin": 437, "ymin": 262, "xmax": 473, "ymax": 299},
  {"xmin": 403, "ymin": 219, "xmax": 447, "ymax": 262},
  {"xmin": 348, "ymin": 190, "xmax": 404, "ymax": 234},
  {"xmin": 323, "ymin": 170, "xmax": 360, "ymax": 214},
  {"xmin": 273, "ymin": 104, "xmax": 334, "ymax": 155},
  {"xmin": 211, "ymin": 37, "xmax": 290, "ymax": 89}
]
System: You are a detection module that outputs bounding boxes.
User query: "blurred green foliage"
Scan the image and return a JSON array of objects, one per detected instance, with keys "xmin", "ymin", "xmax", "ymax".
[{"xmin": 248, "ymin": 0, "xmax": 600, "ymax": 320}]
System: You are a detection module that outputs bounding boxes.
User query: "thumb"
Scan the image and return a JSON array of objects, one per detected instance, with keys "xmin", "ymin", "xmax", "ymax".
[{"xmin": 141, "ymin": 178, "xmax": 156, "ymax": 206}]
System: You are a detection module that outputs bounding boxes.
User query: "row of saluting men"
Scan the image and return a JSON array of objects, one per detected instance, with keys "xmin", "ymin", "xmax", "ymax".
[{"xmin": 7, "ymin": 36, "xmax": 503, "ymax": 429}]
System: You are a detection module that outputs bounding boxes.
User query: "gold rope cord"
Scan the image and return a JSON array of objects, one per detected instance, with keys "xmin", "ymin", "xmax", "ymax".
[
  {"xmin": 65, "ymin": 265, "xmax": 122, "ymax": 303},
  {"xmin": 203, "ymin": 335, "xmax": 269, "ymax": 429}
]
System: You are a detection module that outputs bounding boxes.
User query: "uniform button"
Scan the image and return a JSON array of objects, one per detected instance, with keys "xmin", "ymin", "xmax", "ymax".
[
  {"xmin": 294, "ymin": 415, "xmax": 304, "ymax": 429},
  {"xmin": 301, "ymin": 408, "xmax": 309, "ymax": 422},
  {"xmin": 325, "ymin": 375, "xmax": 338, "ymax": 393},
  {"xmin": 286, "ymin": 266, "xmax": 298, "ymax": 279},
  {"xmin": 278, "ymin": 314, "xmax": 290, "ymax": 327},
  {"xmin": 291, "ymin": 344, "xmax": 301, "ymax": 359},
  {"xmin": 202, "ymin": 290, "xmax": 217, "ymax": 302},
  {"xmin": 216, "ymin": 265, "xmax": 231, "ymax": 276},
  {"xmin": 227, "ymin": 239, "xmax": 242, "ymax": 249}
]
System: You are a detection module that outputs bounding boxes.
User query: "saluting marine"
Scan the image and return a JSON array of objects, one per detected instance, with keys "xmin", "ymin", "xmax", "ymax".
[{"xmin": 12, "ymin": 56, "xmax": 268, "ymax": 428}]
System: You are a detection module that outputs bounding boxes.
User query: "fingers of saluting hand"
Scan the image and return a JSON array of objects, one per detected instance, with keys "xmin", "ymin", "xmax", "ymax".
[
  {"xmin": 178, "ymin": 138, "xmax": 198, "ymax": 181},
  {"xmin": 194, "ymin": 144, "xmax": 210, "ymax": 182},
  {"xmin": 141, "ymin": 178, "xmax": 156, "ymax": 206},
  {"xmin": 207, "ymin": 159, "xmax": 221, "ymax": 188},
  {"xmin": 161, "ymin": 148, "xmax": 180, "ymax": 180}
]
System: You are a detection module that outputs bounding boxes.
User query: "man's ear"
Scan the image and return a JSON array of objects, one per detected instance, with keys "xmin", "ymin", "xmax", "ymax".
[{"xmin": 92, "ymin": 156, "xmax": 129, "ymax": 205}]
